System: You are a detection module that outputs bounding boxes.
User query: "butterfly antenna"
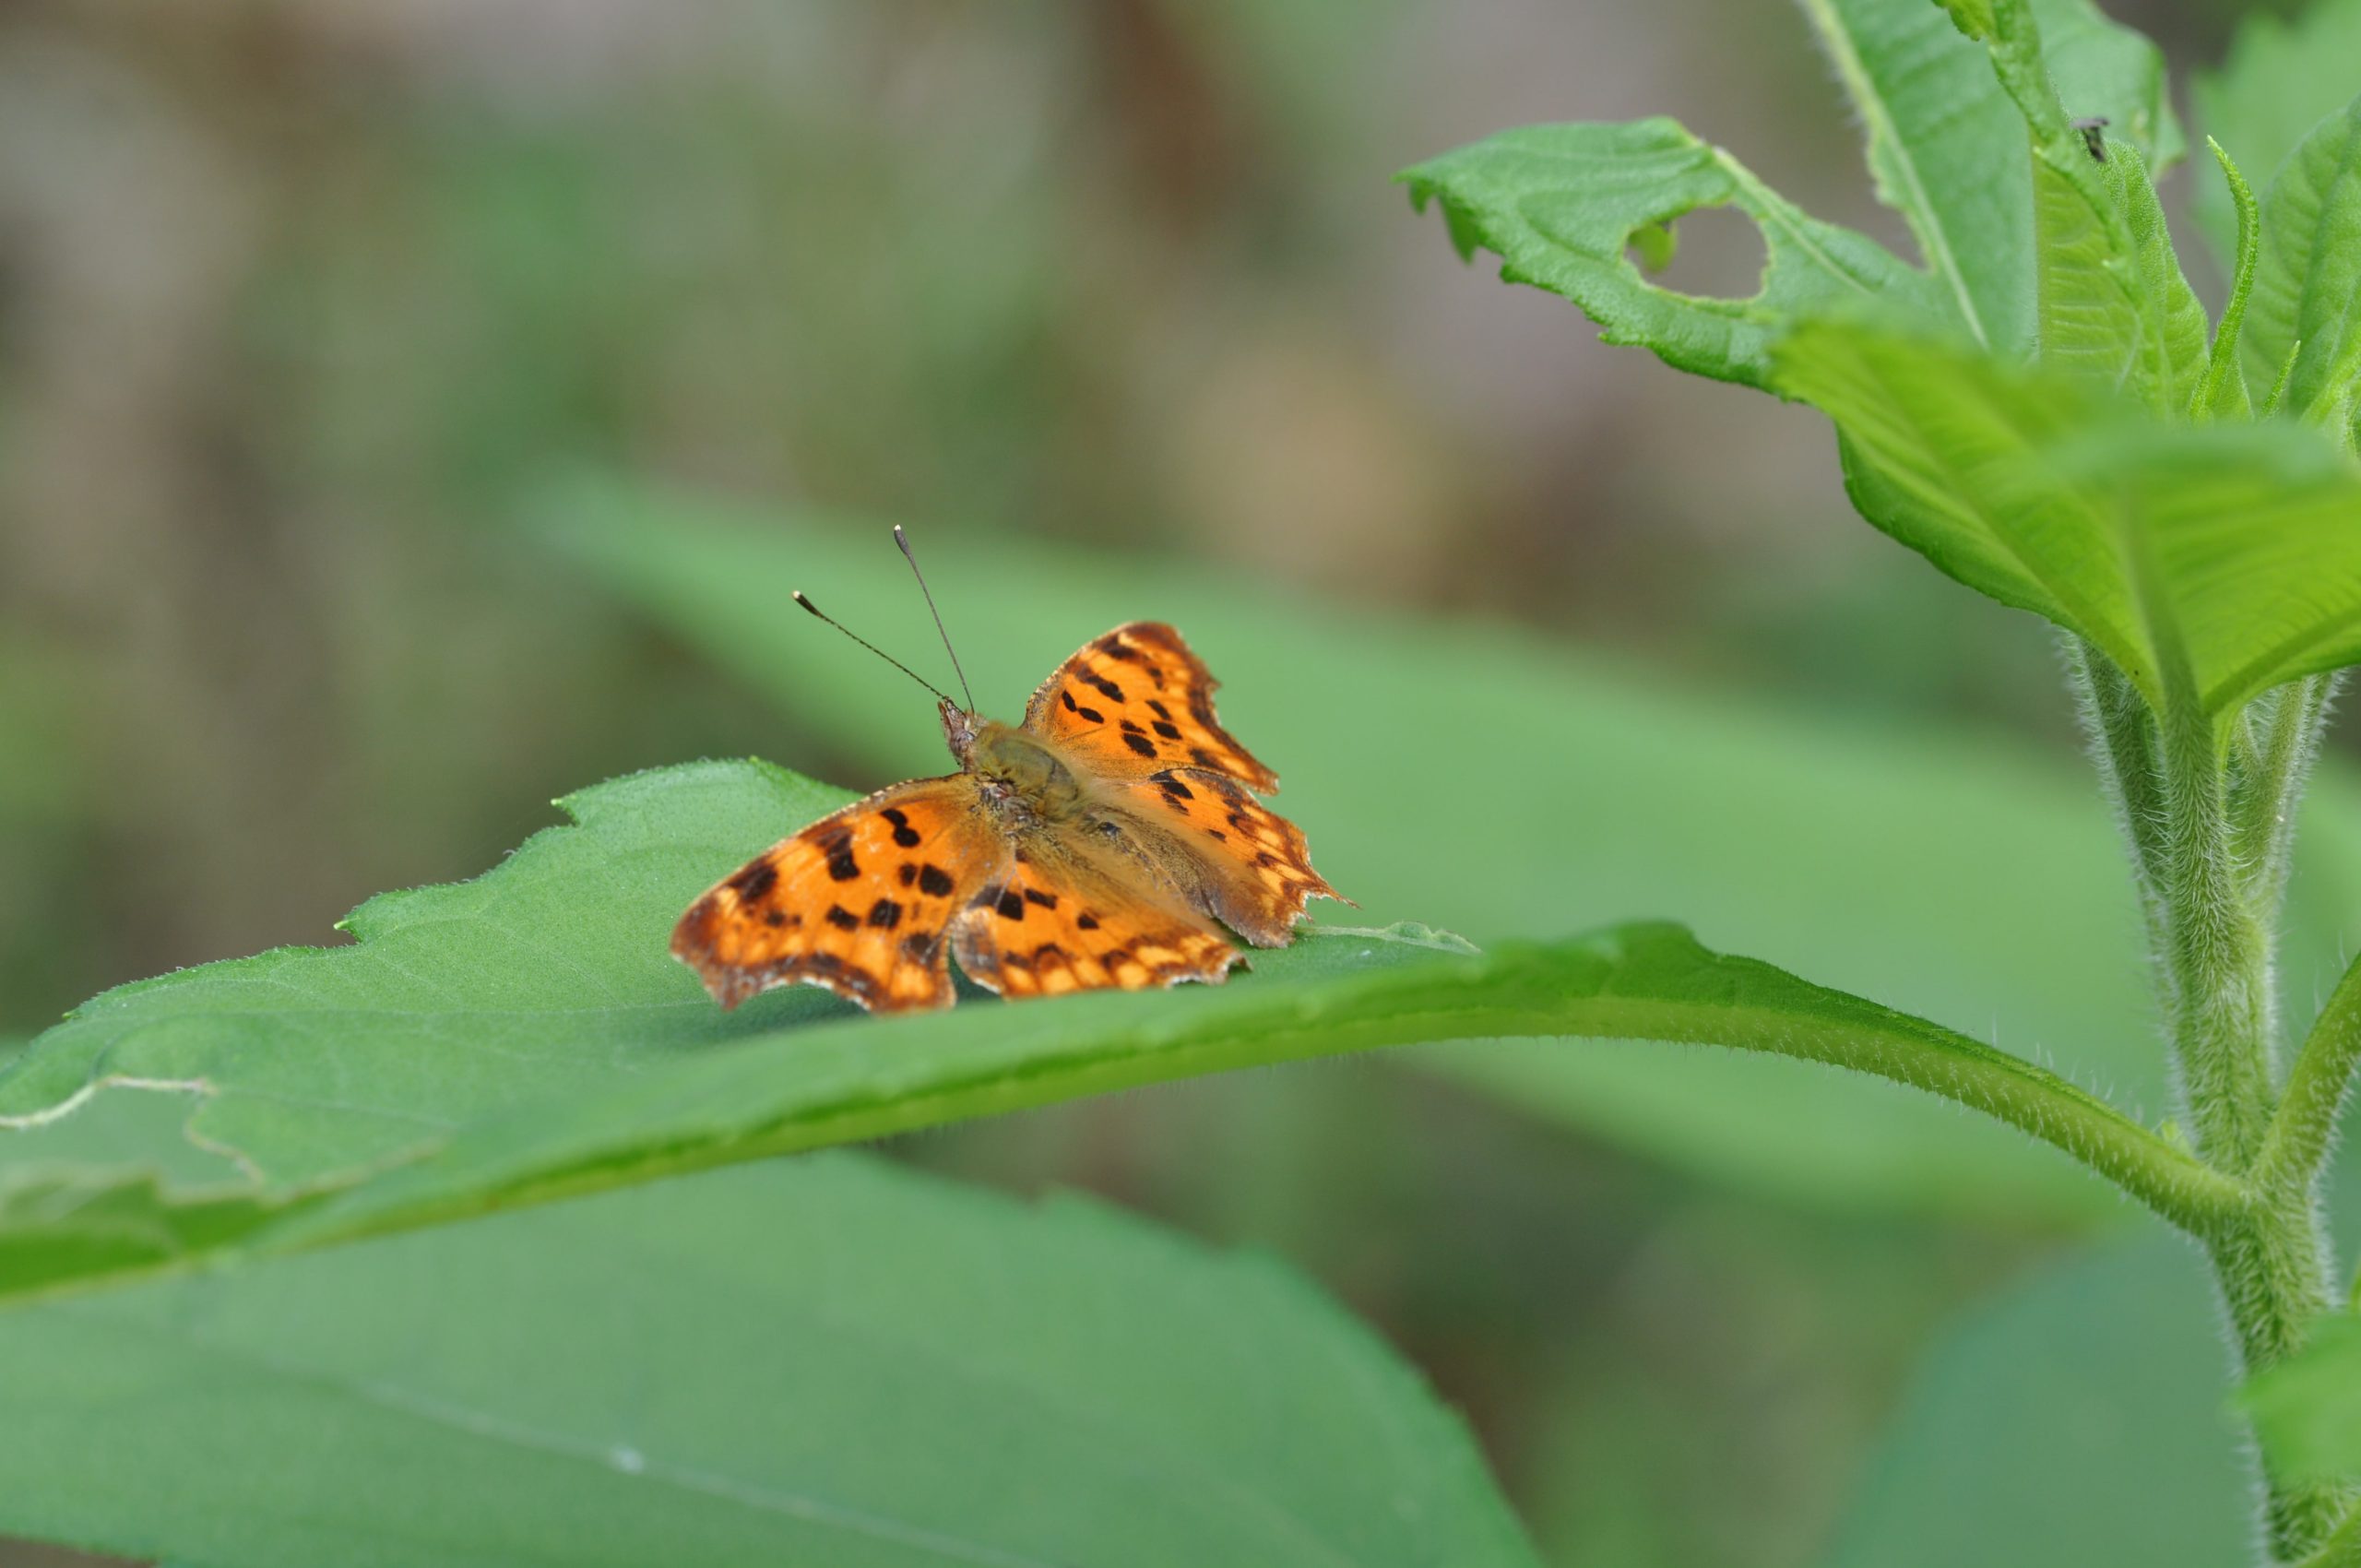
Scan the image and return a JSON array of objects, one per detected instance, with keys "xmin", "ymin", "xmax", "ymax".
[
  {"xmin": 792, "ymin": 591, "xmax": 956, "ymax": 707},
  {"xmin": 893, "ymin": 526, "xmax": 976, "ymax": 713}
]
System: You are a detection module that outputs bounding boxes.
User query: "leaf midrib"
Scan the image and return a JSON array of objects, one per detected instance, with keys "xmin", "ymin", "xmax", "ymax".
[{"xmin": 1795, "ymin": 0, "xmax": 1991, "ymax": 345}]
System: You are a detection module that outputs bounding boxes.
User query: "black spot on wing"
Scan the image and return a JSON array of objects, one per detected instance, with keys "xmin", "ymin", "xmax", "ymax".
[
  {"xmin": 1146, "ymin": 698, "xmax": 1172, "ymax": 721},
  {"xmin": 1082, "ymin": 671, "xmax": 1125, "ymax": 703},
  {"xmin": 1153, "ymin": 720, "xmax": 1181, "ymax": 740},
  {"xmin": 878, "ymin": 807, "xmax": 921, "ymax": 848},
  {"xmin": 900, "ymin": 931, "xmax": 940, "ymax": 962},
  {"xmin": 1077, "ymin": 911, "xmax": 1100, "ymax": 930},
  {"xmin": 1122, "ymin": 731, "xmax": 1157, "ymax": 757},
  {"xmin": 996, "ymin": 889, "xmax": 1026, "ymax": 921},
  {"xmin": 729, "ymin": 861, "xmax": 778, "ymax": 900},
  {"xmin": 867, "ymin": 897, "xmax": 903, "ymax": 929},
  {"xmin": 1060, "ymin": 689, "xmax": 1079, "ymax": 712},
  {"xmin": 1191, "ymin": 746, "xmax": 1221, "ymax": 770},
  {"xmin": 1076, "ymin": 704, "xmax": 1105, "ymax": 724},
  {"xmin": 816, "ymin": 828, "xmax": 860, "ymax": 881},
  {"xmin": 919, "ymin": 864, "xmax": 955, "ymax": 897},
  {"xmin": 825, "ymin": 905, "xmax": 860, "ymax": 931},
  {"xmin": 898, "ymin": 862, "xmax": 918, "ymax": 887},
  {"xmin": 1023, "ymin": 887, "xmax": 1059, "ymax": 909}
]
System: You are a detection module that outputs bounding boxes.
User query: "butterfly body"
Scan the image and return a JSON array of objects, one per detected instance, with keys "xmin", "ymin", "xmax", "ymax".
[
  {"xmin": 956, "ymin": 711, "xmax": 1091, "ymax": 823},
  {"xmin": 674, "ymin": 621, "xmax": 1343, "ymax": 1015}
]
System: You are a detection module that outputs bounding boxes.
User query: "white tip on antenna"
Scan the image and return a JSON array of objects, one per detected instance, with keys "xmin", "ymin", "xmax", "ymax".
[{"xmin": 894, "ymin": 528, "xmax": 975, "ymax": 713}]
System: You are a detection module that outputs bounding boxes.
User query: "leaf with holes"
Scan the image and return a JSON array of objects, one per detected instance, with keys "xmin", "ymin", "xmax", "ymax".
[{"xmin": 1399, "ymin": 118, "xmax": 1946, "ymax": 390}]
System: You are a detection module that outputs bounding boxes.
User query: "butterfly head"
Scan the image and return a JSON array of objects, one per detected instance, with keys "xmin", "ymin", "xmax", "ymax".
[{"xmin": 939, "ymin": 698, "xmax": 980, "ymax": 764}]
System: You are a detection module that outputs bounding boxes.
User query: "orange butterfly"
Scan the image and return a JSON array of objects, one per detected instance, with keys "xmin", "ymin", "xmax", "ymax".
[{"xmin": 672, "ymin": 541, "xmax": 1346, "ymax": 1014}]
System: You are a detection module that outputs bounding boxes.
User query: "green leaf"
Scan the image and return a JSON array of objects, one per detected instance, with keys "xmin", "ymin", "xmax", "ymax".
[
  {"xmin": 1772, "ymin": 322, "xmax": 2361, "ymax": 717},
  {"xmin": 1398, "ymin": 118, "xmax": 1945, "ymax": 389},
  {"xmin": 2247, "ymin": 93, "xmax": 2361, "ymax": 436},
  {"xmin": 0, "ymin": 1156, "xmax": 1540, "ymax": 1568},
  {"xmin": 2195, "ymin": 138, "xmax": 2261, "ymax": 422},
  {"xmin": 2031, "ymin": 151, "xmax": 2142, "ymax": 386},
  {"xmin": 2194, "ymin": 0, "xmax": 2361, "ymax": 269},
  {"xmin": 1798, "ymin": 0, "xmax": 2180, "ymax": 357},
  {"xmin": 2114, "ymin": 146, "xmax": 2209, "ymax": 414},
  {"xmin": 1826, "ymin": 1230, "xmax": 2249, "ymax": 1566},
  {"xmin": 1919, "ymin": 0, "xmax": 2199, "ymax": 400},
  {"xmin": 0, "ymin": 756, "xmax": 2222, "ymax": 1299},
  {"xmin": 285, "ymin": 918, "xmax": 2229, "ymax": 1256},
  {"xmin": 543, "ymin": 486, "xmax": 2197, "ymax": 1229},
  {"xmin": 2241, "ymin": 1313, "xmax": 2361, "ymax": 1486}
]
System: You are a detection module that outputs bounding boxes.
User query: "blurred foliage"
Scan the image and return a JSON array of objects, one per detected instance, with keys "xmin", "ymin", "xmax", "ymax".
[
  {"xmin": 0, "ymin": 1, "xmax": 2346, "ymax": 1565},
  {"xmin": 2193, "ymin": 0, "xmax": 2361, "ymax": 264},
  {"xmin": 0, "ymin": 1157, "xmax": 1540, "ymax": 1568}
]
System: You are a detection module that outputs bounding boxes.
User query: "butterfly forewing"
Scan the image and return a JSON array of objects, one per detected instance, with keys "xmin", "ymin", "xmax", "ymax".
[
  {"xmin": 671, "ymin": 778, "xmax": 998, "ymax": 1013},
  {"xmin": 1021, "ymin": 622, "xmax": 1280, "ymax": 791}
]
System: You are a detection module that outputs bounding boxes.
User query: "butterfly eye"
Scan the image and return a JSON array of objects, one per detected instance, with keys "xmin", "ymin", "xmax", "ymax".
[{"xmin": 1097, "ymin": 819, "xmax": 1122, "ymax": 838}]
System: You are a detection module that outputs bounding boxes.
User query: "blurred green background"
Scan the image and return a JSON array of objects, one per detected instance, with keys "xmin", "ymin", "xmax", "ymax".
[{"xmin": 0, "ymin": 1, "xmax": 2338, "ymax": 1564}]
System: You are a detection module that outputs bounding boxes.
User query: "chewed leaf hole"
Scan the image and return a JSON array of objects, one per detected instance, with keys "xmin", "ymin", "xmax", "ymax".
[{"xmin": 1622, "ymin": 205, "xmax": 1768, "ymax": 301}]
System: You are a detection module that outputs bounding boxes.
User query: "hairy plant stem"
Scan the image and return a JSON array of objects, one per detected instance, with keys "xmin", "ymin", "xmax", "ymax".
[
  {"xmin": 2070, "ymin": 642, "xmax": 2354, "ymax": 1560},
  {"xmin": 2157, "ymin": 696, "xmax": 2275, "ymax": 1170}
]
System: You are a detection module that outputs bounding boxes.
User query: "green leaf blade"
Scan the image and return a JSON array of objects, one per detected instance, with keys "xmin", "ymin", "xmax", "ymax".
[
  {"xmin": 2195, "ymin": 138, "xmax": 2261, "ymax": 422},
  {"xmin": 1400, "ymin": 119, "xmax": 1943, "ymax": 388},
  {"xmin": 0, "ymin": 1158, "xmax": 1541, "ymax": 1568},
  {"xmin": 2114, "ymin": 145, "xmax": 2210, "ymax": 415},
  {"xmin": 2241, "ymin": 1313, "xmax": 2361, "ymax": 1488},
  {"xmin": 2032, "ymin": 151, "xmax": 2142, "ymax": 386},
  {"xmin": 1799, "ymin": 0, "xmax": 2181, "ymax": 359},
  {"xmin": 2247, "ymin": 93, "xmax": 2361, "ymax": 435},
  {"xmin": 1772, "ymin": 322, "xmax": 2361, "ymax": 718},
  {"xmin": 1830, "ymin": 1233, "xmax": 2250, "ymax": 1566},
  {"xmin": 287, "ymin": 914, "xmax": 2227, "ymax": 1254},
  {"xmin": 0, "ymin": 750, "xmax": 2220, "ymax": 1299}
]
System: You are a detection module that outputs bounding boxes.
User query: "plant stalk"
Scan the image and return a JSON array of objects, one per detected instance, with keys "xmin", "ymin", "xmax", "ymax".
[{"xmin": 2072, "ymin": 646, "xmax": 2354, "ymax": 1559}]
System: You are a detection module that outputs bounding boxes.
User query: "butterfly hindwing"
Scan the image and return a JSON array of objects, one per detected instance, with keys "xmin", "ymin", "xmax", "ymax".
[
  {"xmin": 1115, "ymin": 767, "xmax": 1341, "ymax": 945},
  {"xmin": 949, "ymin": 850, "xmax": 1239, "ymax": 999},
  {"xmin": 1020, "ymin": 622, "xmax": 1279, "ymax": 791},
  {"xmin": 671, "ymin": 778, "xmax": 997, "ymax": 1013}
]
